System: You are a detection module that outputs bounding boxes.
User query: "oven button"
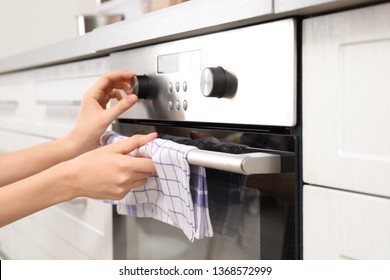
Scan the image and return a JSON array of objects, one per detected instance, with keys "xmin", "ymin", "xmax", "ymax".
[
  {"xmin": 175, "ymin": 100, "xmax": 180, "ymax": 111},
  {"xmin": 168, "ymin": 82, "xmax": 173, "ymax": 93},
  {"xmin": 200, "ymin": 66, "xmax": 237, "ymax": 98},
  {"xmin": 183, "ymin": 100, "xmax": 188, "ymax": 111},
  {"xmin": 183, "ymin": 81, "xmax": 188, "ymax": 92},
  {"xmin": 175, "ymin": 82, "xmax": 180, "ymax": 92},
  {"xmin": 168, "ymin": 101, "xmax": 173, "ymax": 111}
]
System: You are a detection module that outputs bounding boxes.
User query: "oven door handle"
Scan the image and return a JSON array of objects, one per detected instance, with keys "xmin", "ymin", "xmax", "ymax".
[{"xmin": 186, "ymin": 149, "xmax": 290, "ymax": 175}]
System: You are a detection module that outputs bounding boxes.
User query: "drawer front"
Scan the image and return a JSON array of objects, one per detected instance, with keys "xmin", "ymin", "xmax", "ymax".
[
  {"xmin": 32, "ymin": 57, "xmax": 109, "ymax": 138},
  {"xmin": 0, "ymin": 201, "xmax": 113, "ymax": 260},
  {"xmin": 0, "ymin": 57, "xmax": 109, "ymax": 138},
  {"xmin": 0, "ymin": 72, "xmax": 35, "ymax": 133},
  {"xmin": 303, "ymin": 3, "xmax": 390, "ymax": 197},
  {"xmin": 303, "ymin": 185, "xmax": 390, "ymax": 259},
  {"xmin": 34, "ymin": 75, "xmax": 97, "ymax": 138},
  {"xmin": 0, "ymin": 130, "xmax": 49, "ymax": 152}
]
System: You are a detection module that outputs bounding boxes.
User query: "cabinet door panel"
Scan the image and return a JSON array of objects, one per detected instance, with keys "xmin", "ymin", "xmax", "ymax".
[
  {"xmin": 303, "ymin": 185, "xmax": 390, "ymax": 259},
  {"xmin": 303, "ymin": 3, "xmax": 390, "ymax": 197}
]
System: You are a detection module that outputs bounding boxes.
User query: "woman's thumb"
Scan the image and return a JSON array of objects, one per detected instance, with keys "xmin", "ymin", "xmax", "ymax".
[{"xmin": 106, "ymin": 94, "xmax": 138, "ymax": 121}]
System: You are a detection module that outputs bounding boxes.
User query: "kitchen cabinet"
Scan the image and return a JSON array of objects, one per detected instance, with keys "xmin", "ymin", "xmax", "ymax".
[
  {"xmin": 302, "ymin": 2, "xmax": 390, "ymax": 259},
  {"xmin": 0, "ymin": 58, "xmax": 113, "ymax": 260},
  {"xmin": 0, "ymin": 129, "xmax": 113, "ymax": 260},
  {"xmin": 303, "ymin": 2, "xmax": 390, "ymax": 198},
  {"xmin": 32, "ymin": 57, "xmax": 109, "ymax": 138},
  {"xmin": 275, "ymin": 0, "xmax": 376, "ymax": 14},
  {"xmin": 303, "ymin": 185, "xmax": 390, "ymax": 259},
  {"xmin": 0, "ymin": 72, "xmax": 35, "ymax": 134},
  {"xmin": 0, "ymin": 57, "xmax": 109, "ymax": 139}
]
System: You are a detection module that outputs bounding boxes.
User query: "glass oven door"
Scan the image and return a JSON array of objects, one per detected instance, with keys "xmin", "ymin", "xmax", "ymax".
[{"xmin": 112, "ymin": 122, "xmax": 297, "ymax": 260}]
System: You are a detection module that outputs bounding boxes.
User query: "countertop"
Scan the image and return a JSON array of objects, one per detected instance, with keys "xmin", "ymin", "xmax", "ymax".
[{"xmin": 0, "ymin": 0, "xmax": 377, "ymax": 74}]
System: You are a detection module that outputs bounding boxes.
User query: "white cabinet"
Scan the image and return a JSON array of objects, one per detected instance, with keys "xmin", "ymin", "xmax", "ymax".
[
  {"xmin": 32, "ymin": 57, "xmax": 109, "ymax": 138},
  {"xmin": 302, "ymin": 3, "xmax": 390, "ymax": 260},
  {"xmin": 0, "ymin": 129, "xmax": 113, "ymax": 259},
  {"xmin": 0, "ymin": 57, "xmax": 113, "ymax": 259},
  {"xmin": 0, "ymin": 72, "xmax": 35, "ymax": 134},
  {"xmin": 303, "ymin": 185, "xmax": 390, "ymax": 259},
  {"xmin": 274, "ymin": 0, "xmax": 377, "ymax": 14},
  {"xmin": 0, "ymin": 57, "xmax": 109, "ymax": 138},
  {"xmin": 0, "ymin": 198, "xmax": 113, "ymax": 260},
  {"xmin": 303, "ymin": 3, "xmax": 390, "ymax": 198}
]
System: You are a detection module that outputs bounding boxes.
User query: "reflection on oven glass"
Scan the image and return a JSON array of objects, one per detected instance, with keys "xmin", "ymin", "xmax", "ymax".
[{"xmin": 114, "ymin": 123, "xmax": 296, "ymax": 260}]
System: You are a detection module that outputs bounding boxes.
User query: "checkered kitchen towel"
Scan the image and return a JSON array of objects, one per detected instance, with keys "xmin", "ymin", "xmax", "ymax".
[
  {"xmin": 159, "ymin": 134, "xmax": 247, "ymax": 237},
  {"xmin": 100, "ymin": 131, "xmax": 213, "ymax": 241}
]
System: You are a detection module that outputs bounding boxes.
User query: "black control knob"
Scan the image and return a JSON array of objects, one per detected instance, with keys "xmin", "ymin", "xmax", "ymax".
[
  {"xmin": 200, "ymin": 66, "xmax": 237, "ymax": 98},
  {"xmin": 130, "ymin": 75, "xmax": 152, "ymax": 99}
]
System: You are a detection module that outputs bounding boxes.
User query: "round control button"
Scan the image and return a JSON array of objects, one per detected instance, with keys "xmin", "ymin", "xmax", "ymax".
[
  {"xmin": 175, "ymin": 82, "xmax": 180, "ymax": 92},
  {"xmin": 183, "ymin": 81, "xmax": 188, "ymax": 92},
  {"xmin": 131, "ymin": 75, "xmax": 153, "ymax": 99},
  {"xmin": 168, "ymin": 82, "xmax": 173, "ymax": 93},
  {"xmin": 168, "ymin": 101, "xmax": 173, "ymax": 111},
  {"xmin": 175, "ymin": 100, "xmax": 180, "ymax": 111},
  {"xmin": 200, "ymin": 66, "xmax": 237, "ymax": 98},
  {"xmin": 183, "ymin": 100, "xmax": 188, "ymax": 111}
]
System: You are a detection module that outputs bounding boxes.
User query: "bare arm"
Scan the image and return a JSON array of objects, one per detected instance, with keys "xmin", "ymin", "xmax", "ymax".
[
  {"xmin": 0, "ymin": 133, "xmax": 157, "ymax": 227},
  {"xmin": 0, "ymin": 137, "xmax": 81, "ymax": 187},
  {"xmin": 0, "ymin": 71, "xmax": 158, "ymax": 227},
  {"xmin": 0, "ymin": 71, "xmax": 138, "ymax": 187}
]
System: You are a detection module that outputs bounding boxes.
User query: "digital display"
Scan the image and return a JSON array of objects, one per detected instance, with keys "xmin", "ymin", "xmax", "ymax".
[{"xmin": 157, "ymin": 50, "xmax": 201, "ymax": 74}]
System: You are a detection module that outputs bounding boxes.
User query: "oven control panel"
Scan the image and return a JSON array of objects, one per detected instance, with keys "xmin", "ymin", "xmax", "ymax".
[{"xmin": 110, "ymin": 18, "xmax": 296, "ymax": 127}]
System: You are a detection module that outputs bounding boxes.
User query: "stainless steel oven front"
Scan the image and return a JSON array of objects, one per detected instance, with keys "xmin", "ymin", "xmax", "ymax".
[{"xmin": 110, "ymin": 18, "xmax": 299, "ymax": 260}]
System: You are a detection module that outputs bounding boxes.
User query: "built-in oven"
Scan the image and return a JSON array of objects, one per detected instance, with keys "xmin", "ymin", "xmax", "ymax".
[{"xmin": 110, "ymin": 18, "xmax": 300, "ymax": 260}]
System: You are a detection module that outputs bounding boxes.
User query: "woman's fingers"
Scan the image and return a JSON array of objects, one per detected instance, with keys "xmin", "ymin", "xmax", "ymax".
[
  {"xmin": 104, "ymin": 94, "xmax": 138, "ymax": 121},
  {"xmin": 92, "ymin": 71, "xmax": 135, "ymax": 97},
  {"xmin": 105, "ymin": 133, "xmax": 158, "ymax": 155}
]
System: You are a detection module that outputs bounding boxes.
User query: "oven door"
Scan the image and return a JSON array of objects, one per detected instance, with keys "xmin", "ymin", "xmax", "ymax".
[{"xmin": 112, "ymin": 122, "xmax": 297, "ymax": 260}]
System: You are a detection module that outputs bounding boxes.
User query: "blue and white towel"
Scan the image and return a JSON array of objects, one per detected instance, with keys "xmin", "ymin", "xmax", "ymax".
[
  {"xmin": 100, "ymin": 131, "xmax": 213, "ymax": 242},
  {"xmin": 159, "ymin": 134, "xmax": 247, "ymax": 237}
]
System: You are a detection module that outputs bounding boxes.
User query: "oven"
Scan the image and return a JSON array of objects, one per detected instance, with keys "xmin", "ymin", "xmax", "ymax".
[{"xmin": 109, "ymin": 18, "xmax": 300, "ymax": 260}]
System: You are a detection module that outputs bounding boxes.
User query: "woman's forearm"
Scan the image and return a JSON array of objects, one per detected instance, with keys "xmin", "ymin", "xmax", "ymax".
[
  {"xmin": 0, "ymin": 136, "xmax": 83, "ymax": 187},
  {"xmin": 0, "ymin": 162, "xmax": 74, "ymax": 227},
  {"xmin": 0, "ymin": 133, "xmax": 157, "ymax": 227}
]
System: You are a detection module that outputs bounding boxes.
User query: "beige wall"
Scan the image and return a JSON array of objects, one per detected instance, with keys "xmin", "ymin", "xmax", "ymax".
[{"xmin": 0, "ymin": 0, "xmax": 96, "ymax": 59}]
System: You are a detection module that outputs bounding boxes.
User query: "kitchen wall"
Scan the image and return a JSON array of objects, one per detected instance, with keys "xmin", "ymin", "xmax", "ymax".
[{"xmin": 0, "ymin": 0, "xmax": 96, "ymax": 59}]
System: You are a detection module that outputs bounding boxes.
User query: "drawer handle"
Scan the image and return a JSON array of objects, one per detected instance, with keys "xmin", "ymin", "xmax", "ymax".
[
  {"xmin": 0, "ymin": 100, "xmax": 18, "ymax": 106},
  {"xmin": 36, "ymin": 100, "xmax": 81, "ymax": 106}
]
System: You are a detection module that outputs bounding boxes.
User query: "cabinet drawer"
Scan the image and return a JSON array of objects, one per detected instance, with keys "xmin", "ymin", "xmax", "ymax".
[
  {"xmin": 0, "ymin": 200, "xmax": 113, "ymax": 260},
  {"xmin": 0, "ymin": 72, "xmax": 35, "ymax": 133},
  {"xmin": 32, "ymin": 57, "xmax": 109, "ymax": 138},
  {"xmin": 303, "ymin": 185, "xmax": 390, "ymax": 259},
  {"xmin": 0, "ymin": 130, "xmax": 49, "ymax": 152},
  {"xmin": 0, "ymin": 129, "xmax": 113, "ymax": 259},
  {"xmin": 33, "ymin": 75, "xmax": 96, "ymax": 138},
  {"xmin": 303, "ymin": 3, "xmax": 390, "ymax": 197}
]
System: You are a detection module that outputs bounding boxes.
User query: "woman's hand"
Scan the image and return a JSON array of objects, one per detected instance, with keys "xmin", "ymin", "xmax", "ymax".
[
  {"xmin": 66, "ymin": 71, "xmax": 138, "ymax": 154},
  {"xmin": 0, "ymin": 133, "xmax": 157, "ymax": 227},
  {"xmin": 59, "ymin": 133, "xmax": 157, "ymax": 200}
]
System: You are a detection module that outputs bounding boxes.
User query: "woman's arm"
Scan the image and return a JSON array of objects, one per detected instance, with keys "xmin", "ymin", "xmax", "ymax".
[
  {"xmin": 0, "ymin": 137, "xmax": 81, "ymax": 187},
  {"xmin": 0, "ymin": 70, "xmax": 159, "ymax": 227},
  {"xmin": 0, "ymin": 71, "xmax": 138, "ymax": 187},
  {"xmin": 0, "ymin": 133, "xmax": 157, "ymax": 227}
]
